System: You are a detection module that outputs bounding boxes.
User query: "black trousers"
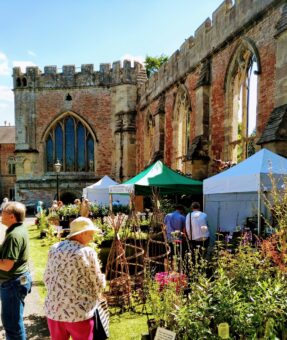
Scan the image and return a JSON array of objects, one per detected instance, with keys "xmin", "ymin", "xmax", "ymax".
[
  {"xmin": 190, "ymin": 238, "xmax": 210, "ymax": 263},
  {"xmin": 93, "ymin": 309, "xmax": 108, "ymax": 340}
]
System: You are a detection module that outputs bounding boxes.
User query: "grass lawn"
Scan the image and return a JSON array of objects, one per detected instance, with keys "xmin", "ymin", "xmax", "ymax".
[{"xmin": 28, "ymin": 225, "xmax": 149, "ymax": 340}]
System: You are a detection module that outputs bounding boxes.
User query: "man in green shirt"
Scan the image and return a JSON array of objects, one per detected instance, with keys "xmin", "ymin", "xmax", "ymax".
[{"xmin": 0, "ymin": 201, "xmax": 32, "ymax": 340}]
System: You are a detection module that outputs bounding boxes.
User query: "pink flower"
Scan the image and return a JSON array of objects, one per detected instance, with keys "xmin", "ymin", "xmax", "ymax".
[{"xmin": 155, "ymin": 272, "xmax": 187, "ymax": 292}]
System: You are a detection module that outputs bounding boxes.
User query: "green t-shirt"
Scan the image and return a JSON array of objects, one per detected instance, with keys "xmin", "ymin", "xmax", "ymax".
[{"xmin": 0, "ymin": 223, "xmax": 29, "ymax": 282}]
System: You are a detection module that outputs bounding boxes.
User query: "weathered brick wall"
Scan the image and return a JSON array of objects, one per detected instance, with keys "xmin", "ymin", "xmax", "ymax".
[
  {"xmin": 13, "ymin": 62, "xmax": 144, "ymax": 205},
  {"xmin": 163, "ymin": 90, "xmax": 174, "ymax": 167},
  {"xmin": 35, "ymin": 87, "xmax": 113, "ymax": 176},
  {"xmin": 0, "ymin": 143, "xmax": 16, "ymax": 199},
  {"xmin": 209, "ymin": 4, "xmax": 279, "ymax": 162},
  {"xmin": 137, "ymin": 0, "xmax": 285, "ymax": 177}
]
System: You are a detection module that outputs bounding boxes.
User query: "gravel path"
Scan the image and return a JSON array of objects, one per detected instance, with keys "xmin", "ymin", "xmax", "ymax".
[{"xmin": 0, "ymin": 217, "xmax": 50, "ymax": 339}]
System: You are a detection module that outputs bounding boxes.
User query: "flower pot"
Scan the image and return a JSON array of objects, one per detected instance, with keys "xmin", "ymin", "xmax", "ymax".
[
  {"xmin": 47, "ymin": 217, "xmax": 59, "ymax": 226},
  {"xmin": 147, "ymin": 319, "xmax": 157, "ymax": 340}
]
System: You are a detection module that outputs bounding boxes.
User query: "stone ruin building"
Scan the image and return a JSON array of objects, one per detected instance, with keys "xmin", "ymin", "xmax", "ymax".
[{"xmin": 0, "ymin": 0, "xmax": 286, "ymax": 206}]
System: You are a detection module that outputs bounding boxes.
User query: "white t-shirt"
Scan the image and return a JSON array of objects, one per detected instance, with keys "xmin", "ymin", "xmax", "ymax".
[
  {"xmin": 0, "ymin": 224, "xmax": 7, "ymax": 244},
  {"xmin": 186, "ymin": 210, "xmax": 209, "ymax": 241}
]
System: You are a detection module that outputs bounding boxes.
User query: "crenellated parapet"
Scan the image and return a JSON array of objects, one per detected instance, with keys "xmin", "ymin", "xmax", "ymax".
[
  {"xmin": 139, "ymin": 0, "xmax": 281, "ymax": 108},
  {"xmin": 12, "ymin": 60, "xmax": 147, "ymax": 90}
]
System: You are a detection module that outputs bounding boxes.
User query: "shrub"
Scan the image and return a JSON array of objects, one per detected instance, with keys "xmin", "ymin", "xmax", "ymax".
[{"xmin": 144, "ymin": 241, "xmax": 287, "ymax": 338}]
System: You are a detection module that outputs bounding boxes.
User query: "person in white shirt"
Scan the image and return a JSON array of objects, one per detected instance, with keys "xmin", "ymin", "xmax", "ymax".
[
  {"xmin": 185, "ymin": 202, "xmax": 209, "ymax": 259},
  {"xmin": 44, "ymin": 217, "xmax": 107, "ymax": 340}
]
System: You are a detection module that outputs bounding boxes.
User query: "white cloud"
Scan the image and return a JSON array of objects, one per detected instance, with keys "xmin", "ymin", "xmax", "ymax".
[
  {"xmin": 0, "ymin": 52, "xmax": 9, "ymax": 75},
  {"xmin": 0, "ymin": 103, "xmax": 9, "ymax": 109},
  {"xmin": 0, "ymin": 86, "xmax": 13, "ymax": 102},
  {"xmin": 27, "ymin": 50, "xmax": 36, "ymax": 57},
  {"xmin": 120, "ymin": 54, "xmax": 145, "ymax": 67},
  {"xmin": 0, "ymin": 100, "xmax": 14, "ymax": 126},
  {"xmin": 12, "ymin": 60, "xmax": 36, "ymax": 72}
]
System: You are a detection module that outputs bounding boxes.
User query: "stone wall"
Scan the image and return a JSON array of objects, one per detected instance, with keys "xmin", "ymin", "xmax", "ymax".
[
  {"xmin": 13, "ymin": 61, "xmax": 146, "ymax": 90},
  {"xmin": 13, "ymin": 61, "xmax": 145, "ymax": 206},
  {"xmin": 136, "ymin": 0, "xmax": 286, "ymax": 178},
  {"xmin": 139, "ymin": 0, "xmax": 281, "ymax": 107},
  {"xmin": 0, "ymin": 143, "xmax": 16, "ymax": 199}
]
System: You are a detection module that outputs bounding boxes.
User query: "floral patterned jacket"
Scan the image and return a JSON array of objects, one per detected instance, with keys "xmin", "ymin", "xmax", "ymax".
[{"xmin": 44, "ymin": 239, "xmax": 106, "ymax": 322}]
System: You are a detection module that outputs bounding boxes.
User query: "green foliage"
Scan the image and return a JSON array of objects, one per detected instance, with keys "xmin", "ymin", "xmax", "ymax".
[
  {"xmin": 112, "ymin": 204, "xmax": 130, "ymax": 215},
  {"xmin": 89, "ymin": 204, "xmax": 110, "ymax": 218},
  {"xmin": 41, "ymin": 224, "xmax": 59, "ymax": 246},
  {"xmin": 94, "ymin": 217, "xmax": 114, "ymax": 241},
  {"xmin": 158, "ymin": 197, "xmax": 174, "ymax": 215},
  {"xmin": 177, "ymin": 276, "xmax": 215, "ymax": 339},
  {"xmin": 144, "ymin": 240, "xmax": 287, "ymax": 339},
  {"xmin": 37, "ymin": 212, "xmax": 49, "ymax": 232},
  {"xmin": 145, "ymin": 274, "xmax": 185, "ymax": 332},
  {"xmin": 263, "ymin": 174, "xmax": 287, "ymax": 232},
  {"xmin": 36, "ymin": 212, "xmax": 58, "ymax": 245},
  {"xmin": 47, "ymin": 210, "xmax": 59, "ymax": 220},
  {"xmin": 57, "ymin": 204, "xmax": 80, "ymax": 218},
  {"xmin": 145, "ymin": 54, "xmax": 169, "ymax": 78}
]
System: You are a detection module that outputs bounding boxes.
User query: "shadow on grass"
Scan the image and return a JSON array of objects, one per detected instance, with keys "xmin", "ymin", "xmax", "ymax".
[
  {"xmin": 25, "ymin": 314, "xmax": 50, "ymax": 339},
  {"xmin": 0, "ymin": 314, "xmax": 50, "ymax": 340}
]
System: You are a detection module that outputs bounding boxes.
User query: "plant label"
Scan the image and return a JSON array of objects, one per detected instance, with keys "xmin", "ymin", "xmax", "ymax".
[{"xmin": 155, "ymin": 327, "xmax": 176, "ymax": 340}]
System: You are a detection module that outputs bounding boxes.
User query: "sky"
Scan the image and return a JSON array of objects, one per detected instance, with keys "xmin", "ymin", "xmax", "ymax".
[{"xmin": 0, "ymin": 0, "xmax": 224, "ymax": 126}]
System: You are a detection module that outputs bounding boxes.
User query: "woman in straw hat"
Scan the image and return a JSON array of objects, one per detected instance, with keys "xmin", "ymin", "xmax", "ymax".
[{"xmin": 44, "ymin": 217, "xmax": 107, "ymax": 340}]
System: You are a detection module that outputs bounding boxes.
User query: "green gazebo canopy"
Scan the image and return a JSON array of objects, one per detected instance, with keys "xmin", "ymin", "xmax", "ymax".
[{"xmin": 109, "ymin": 160, "xmax": 202, "ymax": 195}]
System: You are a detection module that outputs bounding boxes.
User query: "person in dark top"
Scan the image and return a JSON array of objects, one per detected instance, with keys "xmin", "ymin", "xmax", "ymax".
[
  {"xmin": 164, "ymin": 205, "xmax": 186, "ymax": 263},
  {"xmin": 0, "ymin": 201, "xmax": 32, "ymax": 340}
]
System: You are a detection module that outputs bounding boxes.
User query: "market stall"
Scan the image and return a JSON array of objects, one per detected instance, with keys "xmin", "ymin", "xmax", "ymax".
[
  {"xmin": 83, "ymin": 175, "xmax": 129, "ymax": 206},
  {"xmin": 109, "ymin": 160, "xmax": 202, "ymax": 196},
  {"xmin": 203, "ymin": 148, "xmax": 287, "ymax": 239}
]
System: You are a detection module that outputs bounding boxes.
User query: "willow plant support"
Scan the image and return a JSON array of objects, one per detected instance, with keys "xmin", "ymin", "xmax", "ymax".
[
  {"xmin": 145, "ymin": 187, "xmax": 170, "ymax": 274},
  {"xmin": 105, "ymin": 213, "xmax": 131, "ymax": 307},
  {"xmin": 123, "ymin": 193, "xmax": 145, "ymax": 294}
]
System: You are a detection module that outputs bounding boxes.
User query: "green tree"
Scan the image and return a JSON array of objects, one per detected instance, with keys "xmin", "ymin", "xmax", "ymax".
[{"xmin": 145, "ymin": 54, "xmax": 169, "ymax": 78}]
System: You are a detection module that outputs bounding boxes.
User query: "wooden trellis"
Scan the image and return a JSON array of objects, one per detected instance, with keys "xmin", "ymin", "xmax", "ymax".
[
  {"xmin": 105, "ymin": 213, "xmax": 131, "ymax": 307},
  {"xmin": 145, "ymin": 188, "xmax": 170, "ymax": 274},
  {"xmin": 123, "ymin": 194, "xmax": 145, "ymax": 292}
]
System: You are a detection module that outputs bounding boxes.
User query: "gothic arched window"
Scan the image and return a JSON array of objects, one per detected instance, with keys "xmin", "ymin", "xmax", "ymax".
[
  {"xmin": 144, "ymin": 112, "xmax": 155, "ymax": 165},
  {"xmin": 225, "ymin": 38, "xmax": 260, "ymax": 163},
  {"xmin": 45, "ymin": 115, "xmax": 95, "ymax": 172},
  {"xmin": 172, "ymin": 85, "xmax": 191, "ymax": 171}
]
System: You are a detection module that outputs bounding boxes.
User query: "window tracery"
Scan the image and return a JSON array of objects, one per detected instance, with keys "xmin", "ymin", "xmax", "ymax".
[
  {"xmin": 225, "ymin": 38, "xmax": 260, "ymax": 162},
  {"xmin": 8, "ymin": 157, "xmax": 16, "ymax": 175},
  {"xmin": 172, "ymin": 85, "xmax": 191, "ymax": 171},
  {"xmin": 45, "ymin": 114, "xmax": 95, "ymax": 172}
]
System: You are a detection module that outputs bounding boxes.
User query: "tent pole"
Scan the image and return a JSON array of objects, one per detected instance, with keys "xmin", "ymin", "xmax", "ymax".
[
  {"xmin": 257, "ymin": 190, "xmax": 261, "ymax": 235},
  {"xmin": 129, "ymin": 193, "xmax": 132, "ymax": 211},
  {"xmin": 109, "ymin": 194, "xmax": 113, "ymax": 212}
]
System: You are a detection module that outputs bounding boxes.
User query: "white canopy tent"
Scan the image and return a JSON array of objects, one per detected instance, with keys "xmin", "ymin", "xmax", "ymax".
[
  {"xmin": 83, "ymin": 175, "xmax": 129, "ymax": 206},
  {"xmin": 203, "ymin": 149, "xmax": 287, "ymax": 239}
]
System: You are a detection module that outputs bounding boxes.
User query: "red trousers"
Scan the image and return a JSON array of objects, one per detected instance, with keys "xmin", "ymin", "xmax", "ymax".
[{"xmin": 47, "ymin": 317, "xmax": 94, "ymax": 340}]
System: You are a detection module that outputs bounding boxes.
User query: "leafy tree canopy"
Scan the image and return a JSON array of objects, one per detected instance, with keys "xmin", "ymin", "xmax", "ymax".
[{"xmin": 144, "ymin": 54, "xmax": 169, "ymax": 78}]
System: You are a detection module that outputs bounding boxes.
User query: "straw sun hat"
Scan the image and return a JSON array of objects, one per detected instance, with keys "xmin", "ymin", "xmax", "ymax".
[{"xmin": 67, "ymin": 217, "xmax": 100, "ymax": 238}]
